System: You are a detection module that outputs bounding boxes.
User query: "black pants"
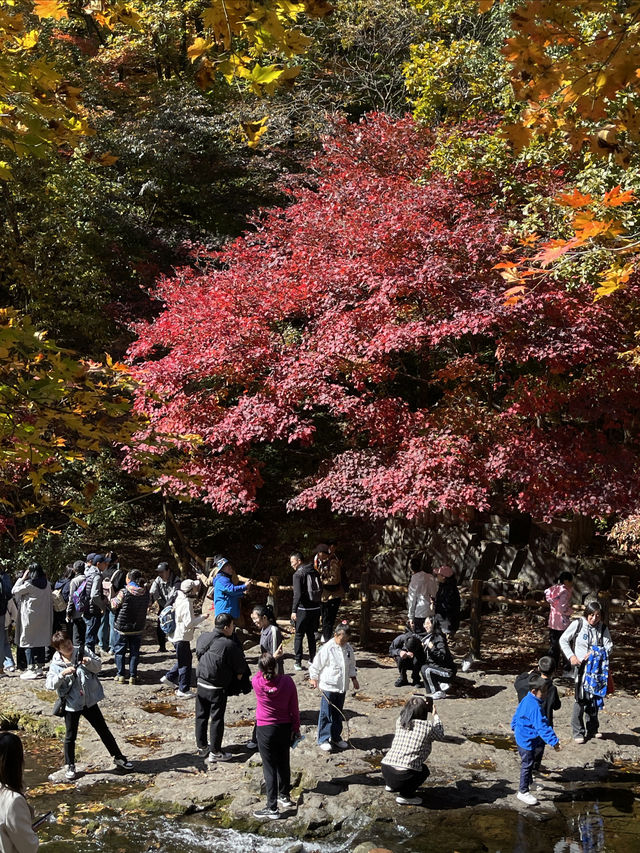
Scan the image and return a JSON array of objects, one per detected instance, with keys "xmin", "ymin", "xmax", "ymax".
[
  {"xmin": 71, "ymin": 618, "xmax": 86, "ymax": 649},
  {"xmin": 156, "ymin": 620, "xmax": 167, "ymax": 651},
  {"xmin": 294, "ymin": 608, "xmax": 320, "ymax": 665},
  {"xmin": 257, "ymin": 723, "xmax": 292, "ymax": 809},
  {"xmin": 398, "ymin": 657, "xmax": 423, "ymax": 683},
  {"xmin": 321, "ymin": 598, "xmax": 341, "ymax": 642},
  {"xmin": 548, "ymin": 629, "xmax": 564, "ymax": 669},
  {"xmin": 64, "ymin": 703, "xmax": 123, "ymax": 766},
  {"xmin": 195, "ymin": 688, "xmax": 227, "ymax": 752},
  {"xmin": 382, "ymin": 764, "xmax": 429, "ymax": 797},
  {"xmin": 421, "ymin": 663, "xmax": 453, "ymax": 694}
]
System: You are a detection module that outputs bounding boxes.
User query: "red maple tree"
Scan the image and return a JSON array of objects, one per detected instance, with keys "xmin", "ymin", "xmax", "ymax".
[{"xmin": 126, "ymin": 114, "xmax": 640, "ymax": 521}]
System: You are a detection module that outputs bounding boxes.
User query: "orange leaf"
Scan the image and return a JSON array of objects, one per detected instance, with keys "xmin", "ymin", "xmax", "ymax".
[
  {"xmin": 503, "ymin": 285, "xmax": 526, "ymax": 306},
  {"xmin": 556, "ymin": 188, "xmax": 593, "ymax": 209},
  {"xmin": 602, "ymin": 186, "xmax": 634, "ymax": 207},
  {"xmin": 533, "ymin": 238, "xmax": 579, "ymax": 266}
]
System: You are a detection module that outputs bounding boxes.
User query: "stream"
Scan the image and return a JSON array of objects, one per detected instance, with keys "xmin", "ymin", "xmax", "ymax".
[{"xmin": 24, "ymin": 736, "xmax": 640, "ymax": 852}]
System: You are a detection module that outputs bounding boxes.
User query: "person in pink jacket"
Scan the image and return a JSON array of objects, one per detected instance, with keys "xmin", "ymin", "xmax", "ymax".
[
  {"xmin": 545, "ymin": 572, "xmax": 573, "ymax": 671},
  {"xmin": 251, "ymin": 652, "xmax": 301, "ymax": 821}
]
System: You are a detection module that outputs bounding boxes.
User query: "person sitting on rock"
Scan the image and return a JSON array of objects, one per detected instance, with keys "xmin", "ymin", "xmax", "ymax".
[
  {"xmin": 388, "ymin": 632, "xmax": 426, "ymax": 687},
  {"xmin": 420, "ymin": 617, "xmax": 456, "ymax": 700},
  {"xmin": 381, "ymin": 694, "xmax": 444, "ymax": 806}
]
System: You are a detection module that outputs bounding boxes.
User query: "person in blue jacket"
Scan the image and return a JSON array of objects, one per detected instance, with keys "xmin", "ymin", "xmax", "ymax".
[
  {"xmin": 511, "ymin": 673, "xmax": 560, "ymax": 806},
  {"xmin": 212, "ymin": 556, "xmax": 253, "ymax": 621}
]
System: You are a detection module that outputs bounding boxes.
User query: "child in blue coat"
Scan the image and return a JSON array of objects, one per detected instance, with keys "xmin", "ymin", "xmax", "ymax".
[{"xmin": 511, "ymin": 674, "xmax": 560, "ymax": 806}]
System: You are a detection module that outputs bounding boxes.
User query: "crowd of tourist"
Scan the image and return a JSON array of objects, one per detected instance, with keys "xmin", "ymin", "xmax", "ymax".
[{"xmin": 0, "ymin": 550, "xmax": 617, "ymax": 847}]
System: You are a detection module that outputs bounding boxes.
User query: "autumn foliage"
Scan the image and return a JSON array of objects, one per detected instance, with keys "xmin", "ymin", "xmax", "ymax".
[{"xmin": 128, "ymin": 114, "xmax": 640, "ymax": 520}]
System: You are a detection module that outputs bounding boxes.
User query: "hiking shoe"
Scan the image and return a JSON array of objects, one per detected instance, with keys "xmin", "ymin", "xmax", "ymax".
[
  {"xmin": 517, "ymin": 791, "xmax": 537, "ymax": 806},
  {"xmin": 65, "ymin": 764, "xmax": 77, "ymax": 781},
  {"xmin": 394, "ymin": 676, "xmax": 408, "ymax": 687},
  {"xmin": 245, "ymin": 739, "xmax": 258, "ymax": 750},
  {"xmin": 114, "ymin": 757, "xmax": 134, "ymax": 771},
  {"xmin": 574, "ymin": 736, "xmax": 586, "ymax": 744},
  {"xmin": 207, "ymin": 751, "xmax": 232, "ymax": 763},
  {"xmin": 332, "ymin": 739, "xmax": 349, "ymax": 750},
  {"xmin": 175, "ymin": 689, "xmax": 194, "ymax": 699},
  {"xmin": 294, "ymin": 663, "xmax": 303, "ymax": 671},
  {"xmin": 129, "ymin": 676, "xmax": 140, "ymax": 685},
  {"xmin": 114, "ymin": 675, "xmax": 127, "ymax": 683},
  {"xmin": 318, "ymin": 741, "xmax": 332, "ymax": 752},
  {"xmin": 396, "ymin": 795, "xmax": 421, "ymax": 805},
  {"xmin": 253, "ymin": 807, "xmax": 280, "ymax": 820},
  {"xmin": 277, "ymin": 796, "xmax": 295, "ymax": 808}
]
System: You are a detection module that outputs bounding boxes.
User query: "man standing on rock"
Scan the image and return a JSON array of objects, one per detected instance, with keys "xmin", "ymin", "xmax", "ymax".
[
  {"xmin": 290, "ymin": 551, "xmax": 322, "ymax": 671},
  {"xmin": 149, "ymin": 561, "xmax": 180, "ymax": 653},
  {"xmin": 195, "ymin": 612, "xmax": 250, "ymax": 762}
]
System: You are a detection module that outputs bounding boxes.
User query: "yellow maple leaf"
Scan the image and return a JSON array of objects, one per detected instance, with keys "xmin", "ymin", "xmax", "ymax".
[
  {"xmin": 594, "ymin": 262, "xmax": 634, "ymax": 301},
  {"xmin": 32, "ymin": 0, "xmax": 68, "ymax": 20}
]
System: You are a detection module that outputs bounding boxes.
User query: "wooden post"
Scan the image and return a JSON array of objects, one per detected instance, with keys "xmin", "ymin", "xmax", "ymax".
[
  {"xmin": 598, "ymin": 589, "xmax": 610, "ymax": 627},
  {"xmin": 359, "ymin": 570, "xmax": 371, "ymax": 648},
  {"xmin": 469, "ymin": 578, "xmax": 483, "ymax": 659},
  {"xmin": 268, "ymin": 575, "xmax": 279, "ymax": 619}
]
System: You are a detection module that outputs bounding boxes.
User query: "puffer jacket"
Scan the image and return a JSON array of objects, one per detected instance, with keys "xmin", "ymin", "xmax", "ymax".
[
  {"xmin": 308, "ymin": 638, "xmax": 357, "ymax": 693},
  {"xmin": 111, "ymin": 582, "xmax": 150, "ymax": 634},
  {"xmin": 46, "ymin": 649, "xmax": 104, "ymax": 710}
]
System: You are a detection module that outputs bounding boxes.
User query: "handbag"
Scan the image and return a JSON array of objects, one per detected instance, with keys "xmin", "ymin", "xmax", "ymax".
[{"xmin": 53, "ymin": 696, "xmax": 66, "ymax": 717}]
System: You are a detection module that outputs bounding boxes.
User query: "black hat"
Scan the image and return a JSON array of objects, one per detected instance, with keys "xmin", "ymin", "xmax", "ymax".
[{"xmin": 157, "ymin": 561, "xmax": 170, "ymax": 573}]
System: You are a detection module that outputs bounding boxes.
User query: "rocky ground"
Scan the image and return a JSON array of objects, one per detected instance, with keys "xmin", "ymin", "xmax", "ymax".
[{"xmin": 1, "ymin": 606, "xmax": 639, "ymax": 850}]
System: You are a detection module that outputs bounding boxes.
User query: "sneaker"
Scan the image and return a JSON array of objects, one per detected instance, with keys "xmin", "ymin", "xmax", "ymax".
[
  {"xmin": 429, "ymin": 690, "xmax": 447, "ymax": 700},
  {"xmin": 396, "ymin": 795, "xmax": 422, "ymax": 805},
  {"xmin": 20, "ymin": 669, "xmax": 38, "ymax": 680},
  {"xmin": 277, "ymin": 796, "xmax": 295, "ymax": 808},
  {"xmin": 65, "ymin": 764, "xmax": 77, "ymax": 781},
  {"xmin": 461, "ymin": 657, "xmax": 473, "ymax": 673},
  {"xmin": 253, "ymin": 807, "xmax": 280, "ymax": 820},
  {"xmin": 294, "ymin": 663, "xmax": 303, "ymax": 671},
  {"xmin": 385, "ymin": 785, "xmax": 393, "ymax": 792},
  {"xmin": 332, "ymin": 740, "xmax": 349, "ymax": 750},
  {"xmin": 114, "ymin": 757, "xmax": 134, "ymax": 771},
  {"xmin": 594, "ymin": 732, "xmax": 603, "ymax": 739},
  {"xmin": 318, "ymin": 741, "xmax": 333, "ymax": 752},
  {"xmin": 439, "ymin": 682, "xmax": 451, "ymax": 692},
  {"xmin": 574, "ymin": 736, "xmax": 586, "ymax": 744},
  {"xmin": 114, "ymin": 675, "xmax": 127, "ymax": 683},
  {"xmin": 175, "ymin": 690, "xmax": 194, "ymax": 699},
  {"xmin": 129, "ymin": 676, "xmax": 140, "ymax": 685},
  {"xmin": 245, "ymin": 740, "xmax": 258, "ymax": 750},
  {"xmin": 394, "ymin": 676, "xmax": 408, "ymax": 687},
  {"xmin": 516, "ymin": 791, "xmax": 537, "ymax": 806},
  {"xmin": 159, "ymin": 675, "xmax": 173, "ymax": 686},
  {"xmin": 196, "ymin": 746, "xmax": 210, "ymax": 758},
  {"xmin": 207, "ymin": 751, "xmax": 232, "ymax": 763},
  {"xmin": 4, "ymin": 666, "xmax": 16, "ymax": 673}
]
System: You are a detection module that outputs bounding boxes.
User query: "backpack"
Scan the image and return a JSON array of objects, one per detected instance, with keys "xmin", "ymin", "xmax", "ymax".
[
  {"xmin": 52, "ymin": 588, "xmax": 67, "ymax": 613},
  {"xmin": 159, "ymin": 603, "xmax": 176, "ymax": 635},
  {"xmin": 306, "ymin": 569, "xmax": 322, "ymax": 604},
  {"xmin": 72, "ymin": 578, "xmax": 91, "ymax": 617}
]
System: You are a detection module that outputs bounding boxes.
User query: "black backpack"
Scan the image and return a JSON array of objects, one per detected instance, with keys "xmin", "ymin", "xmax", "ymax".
[{"xmin": 306, "ymin": 569, "xmax": 322, "ymax": 604}]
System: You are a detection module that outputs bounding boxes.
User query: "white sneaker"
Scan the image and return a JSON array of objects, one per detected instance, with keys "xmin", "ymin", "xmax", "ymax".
[
  {"xmin": 429, "ymin": 690, "xmax": 447, "ymax": 700},
  {"xmin": 439, "ymin": 682, "xmax": 451, "ymax": 692},
  {"xmin": 65, "ymin": 764, "xmax": 77, "ymax": 781},
  {"xmin": 20, "ymin": 669, "xmax": 38, "ymax": 680},
  {"xmin": 277, "ymin": 796, "xmax": 295, "ymax": 808},
  {"xmin": 332, "ymin": 739, "xmax": 349, "ymax": 749},
  {"xmin": 461, "ymin": 657, "xmax": 473, "ymax": 673},
  {"xmin": 294, "ymin": 664, "xmax": 303, "ymax": 671},
  {"xmin": 159, "ymin": 675, "xmax": 173, "ymax": 686},
  {"xmin": 517, "ymin": 791, "xmax": 537, "ymax": 806},
  {"xmin": 385, "ymin": 785, "xmax": 393, "ymax": 792},
  {"xmin": 318, "ymin": 741, "xmax": 332, "ymax": 752},
  {"xmin": 207, "ymin": 751, "xmax": 232, "ymax": 763},
  {"xmin": 396, "ymin": 795, "xmax": 421, "ymax": 805},
  {"xmin": 175, "ymin": 690, "xmax": 194, "ymax": 699}
]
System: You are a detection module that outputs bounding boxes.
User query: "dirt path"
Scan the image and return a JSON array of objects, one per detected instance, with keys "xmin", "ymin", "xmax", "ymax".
[{"xmin": 2, "ymin": 608, "xmax": 639, "ymax": 844}]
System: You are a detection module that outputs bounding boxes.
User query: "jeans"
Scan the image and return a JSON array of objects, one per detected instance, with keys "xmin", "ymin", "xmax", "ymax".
[
  {"xmin": 517, "ymin": 739, "xmax": 545, "ymax": 793},
  {"xmin": 256, "ymin": 723, "xmax": 292, "ymax": 810},
  {"xmin": 294, "ymin": 608, "xmax": 320, "ymax": 665},
  {"xmin": 98, "ymin": 610, "xmax": 111, "ymax": 652},
  {"xmin": 317, "ymin": 690, "xmax": 345, "ymax": 744},
  {"xmin": 64, "ymin": 703, "xmax": 123, "ymax": 766},
  {"xmin": 164, "ymin": 641, "xmax": 192, "ymax": 692},
  {"xmin": 113, "ymin": 630, "xmax": 142, "ymax": 678},
  {"xmin": 195, "ymin": 687, "xmax": 227, "ymax": 752},
  {"xmin": 84, "ymin": 613, "xmax": 102, "ymax": 652},
  {"xmin": 382, "ymin": 763, "xmax": 430, "ymax": 797},
  {"xmin": 0, "ymin": 626, "xmax": 14, "ymax": 669},
  {"xmin": 24, "ymin": 647, "xmax": 45, "ymax": 668},
  {"xmin": 320, "ymin": 598, "xmax": 341, "ymax": 642}
]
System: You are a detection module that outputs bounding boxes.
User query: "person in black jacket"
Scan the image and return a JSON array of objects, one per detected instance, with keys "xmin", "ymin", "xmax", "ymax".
[
  {"xmin": 514, "ymin": 656, "xmax": 561, "ymax": 726},
  {"xmin": 389, "ymin": 632, "xmax": 426, "ymax": 687},
  {"xmin": 433, "ymin": 565, "xmax": 461, "ymax": 638},
  {"xmin": 110, "ymin": 570, "xmax": 150, "ymax": 685},
  {"xmin": 420, "ymin": 617, "xmax": 456, "ymax": 699},
  {"xmin": 195, "ymin": 613, "xmax": 249, "ymax": 763},
  {"xmin": 290, "ymin": 551, "xmax": 322, "ymax": 672}
]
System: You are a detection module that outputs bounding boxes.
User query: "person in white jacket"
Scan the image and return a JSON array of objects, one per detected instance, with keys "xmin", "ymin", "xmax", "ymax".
[
  {"xmin": 406, "ymin": 560, "xmax": 438, "ymax": 634},
  {"xmin": 160, "ymin": 579, "xmax": 206, "ymax": 699},
  {"xmin": 0, "ymin": 731, "xmax": 39, "ymax": 852},
  {"xmin": 308, "ymin": 623, "xmax": 359, "ymax": 752}
]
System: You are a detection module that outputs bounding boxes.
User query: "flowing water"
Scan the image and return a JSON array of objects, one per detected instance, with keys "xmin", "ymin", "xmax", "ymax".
[{"xmin": 24, "ymin": 735, "xmax": 640, "ymax": 852}]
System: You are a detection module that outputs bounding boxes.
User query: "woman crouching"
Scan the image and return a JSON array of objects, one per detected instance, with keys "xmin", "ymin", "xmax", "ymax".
[
  {"xmin": 46, "ymin": 630, "xmax": 133, "ymax": 781},
  {"xmin": 381, "ymin": 695, "xmax": 445, "ymax": 805}
]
